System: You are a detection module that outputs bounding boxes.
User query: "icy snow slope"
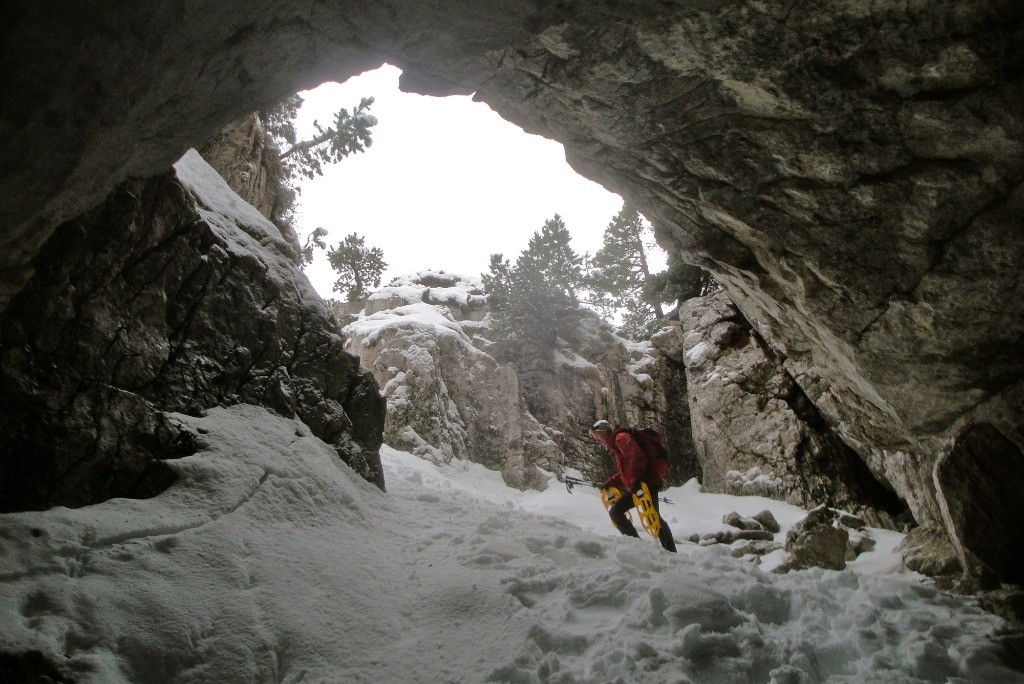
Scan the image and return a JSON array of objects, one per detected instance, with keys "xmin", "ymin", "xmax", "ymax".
[{"xmin": 0, "ymin": 405, "xmax": 1020, "ymax": 682}]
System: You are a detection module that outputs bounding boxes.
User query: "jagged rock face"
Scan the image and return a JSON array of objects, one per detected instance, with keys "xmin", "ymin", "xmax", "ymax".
[
  {"xmin": 934, "ymin": 423, "xmax": 1024, "ymax": 585},
  {"xmin": 0, "ymin": 151, "xmax": 385, "ymax": 511},
  {"xmin": 581, "ymin": 330, "xmax": 700, "ymax": 487},
  {"xmin": 198, "ymin": 114, "xmax": 277, "ymax": 219},
  {"xmin": 343, "ymin": 273, "xmax": 556, "ymax": 490},
  {"xmin": 668, "ymin": 291, "xmax": 907, "ymax": 528},
  {"xmin": 342, "ymin": 273, "xmax": 700, "ymax": 488},
  {"xmin": 519, "ymin": 314, "xmax": 699, "ymax": 484},
  {"xmin": 2, "ymin": 2, "xmax": 1022, "ymax": 578},
  {"xmin": 198, "ymin": 114, "xmax": 302, "ymax": 252}
]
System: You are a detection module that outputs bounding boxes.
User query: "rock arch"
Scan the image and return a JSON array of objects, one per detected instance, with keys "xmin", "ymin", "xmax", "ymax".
[{"xmin": 2, "ymin": 1, "xmax": 1023, "ymax": 579}]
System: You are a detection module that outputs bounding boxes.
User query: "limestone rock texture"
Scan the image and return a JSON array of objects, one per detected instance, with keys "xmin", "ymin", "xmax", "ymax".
[
  {"xmin": 664, "ymin": 290, "xmax": 907, "ymax": 527},
  {"xmin": 198, "ymin": 115, "xmax": 279, "ymax": 222},
  {"xmin": 343, "ymin": 272, "xmax": 556, "ymax": 490},
  {"xmin": 777, "ymin": 506, "xmax": 853, "ymax": 573},
  {"xmin": 197, "ymin": 113, "xmax": 302, "ymax": 252},
  {"xmin": 0, "ymin": 151, "xmax": 385, "ymax": 511},
  {"xmin": 526, "ymin": 312, "xmax": 699, "ymax": 486},
  {"xmin": 342, "ymin": 273, "xmax": 699, "ymax": 488},
  {"xmin": 1, "ymin": 1, "xmax": 1022, "ymax": 579},
  {"xmin": 898, "ymin": 523, "xmax": 963, "ymax": 589}
]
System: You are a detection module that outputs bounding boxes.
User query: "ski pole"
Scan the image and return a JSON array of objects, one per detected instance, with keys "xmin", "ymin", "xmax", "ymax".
[
  {"xmin": 564, "ymin": 475, "xmax": 601, "ymax": 492},
  {"xmin": 564, "ymin": 475, "xmax": 672, "ymax": 504}
]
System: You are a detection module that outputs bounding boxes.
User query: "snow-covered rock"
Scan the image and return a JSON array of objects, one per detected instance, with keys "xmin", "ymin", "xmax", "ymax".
[
  {"xmin": 344, "ymin": 272, "xmax": 555, "ymax": 490},
  {"xmin": 776, "ymin": 506, "xmax": 853, "ymax": 573},
  {"xmin": 343, "ymin": 272, "xmax": 701, "ymax": 489},
  {"xmin": 0, "ymin": 150, "xmax": 385, "ymax": 511},
  {"xmin": 197, "ymin": 113, "xmax": 280, "ymax": 227}
]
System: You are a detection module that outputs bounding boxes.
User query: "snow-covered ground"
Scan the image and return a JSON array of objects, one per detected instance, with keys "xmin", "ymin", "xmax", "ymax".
[{"xmin": 1, "ymin": 405, "xmax": 1021, "ymax": 682}]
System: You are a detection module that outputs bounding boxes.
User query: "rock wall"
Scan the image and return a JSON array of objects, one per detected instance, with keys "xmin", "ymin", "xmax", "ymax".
[
  {"xmin": 342, "ymin": 273, "xmax": 701, "ymax": 488},
  {"xmin": 197, "ymin": 113, "xmax": 303, "ymax": 253},
  {"xmin": 343, "ymin": 273, "xmax": 557, "ymax": 490},
  {"xmin": 2, "ymin": 0, "xmax": 1022, "ymax": 581},
  {"xmin": 197, "ymin": 114, "xmax": 278, "ymax": 220},
  {"xmin": 0, "ymin": 151, "xmax": 385, "ymax": 511},
  {"xmin": 667, "ymin": 291, "xmax": 908, "ymax": 528}
]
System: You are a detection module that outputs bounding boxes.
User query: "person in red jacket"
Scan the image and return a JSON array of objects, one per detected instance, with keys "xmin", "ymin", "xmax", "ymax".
[{"xmin": 588, "ymin": 420, "xmax": 677, "ymax": 552}]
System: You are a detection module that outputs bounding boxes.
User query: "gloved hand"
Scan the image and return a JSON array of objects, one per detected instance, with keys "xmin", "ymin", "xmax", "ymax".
[{"xmin": 629, "ymin": 480, "xmax": 643, "ymax": 495}]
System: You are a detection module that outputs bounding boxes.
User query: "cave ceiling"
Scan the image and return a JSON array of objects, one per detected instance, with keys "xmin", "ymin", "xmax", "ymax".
[{"xmin": 2, "ymin": 1, "xmax": 1022, "ymax": 488}]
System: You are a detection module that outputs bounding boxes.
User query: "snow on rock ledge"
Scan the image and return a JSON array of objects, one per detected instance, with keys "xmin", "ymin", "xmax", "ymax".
[
  {"xmin": 0, "ymin": 150, "xmax": 385, "ymax": 510},
  {"xmin": 344, "ymin": 272, "xmax": 556, "ymax": 490}
]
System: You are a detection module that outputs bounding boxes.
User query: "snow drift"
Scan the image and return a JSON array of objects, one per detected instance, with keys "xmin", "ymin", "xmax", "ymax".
[{"xmin": 1, "ymin": 404, "xmax": 1020, "ymax": 682}]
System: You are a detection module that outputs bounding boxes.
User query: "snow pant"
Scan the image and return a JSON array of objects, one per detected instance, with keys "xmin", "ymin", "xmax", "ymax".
[{"xmin": 608, "ymin": 484, "xmax": 677, "ymax": 552}]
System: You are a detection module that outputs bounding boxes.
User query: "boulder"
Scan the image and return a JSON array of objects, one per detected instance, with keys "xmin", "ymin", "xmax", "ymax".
[
  {"xmin": 722, "ymin": 512, "xmax": 765, "ymax": 532},
  {"xmin": 0, "ymin": 151, "xmax": 385, "ymax": 511},
  {"xmin": 731, "ymin": 540, "xmax": 784, "ymax": 559},
  {"xmin": 837, "ymin": 512, "xmax": 867, "ymax": 531},
  {"xmin": 752, "ymin": 510, "xmax": 782, "ymax": 534},
  {"xmin": 698, "ymin": 528, "xmax": 774, "ymax": 547},
  {"xmin": 848, "ymin": 532, "xmax": 877, "ymax": 559},
  {"xmin": 898, "ymin": 523, "xmax": 963, "ymax": 578},
  {"xmin": 776, "ymin": 507, "xmax": 850, "ymax": 572}
]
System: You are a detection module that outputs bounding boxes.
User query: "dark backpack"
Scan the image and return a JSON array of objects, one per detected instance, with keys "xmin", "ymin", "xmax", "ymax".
[{"xmin": 615, "ymin": 426, "xmax": 670, "ymax": 480}]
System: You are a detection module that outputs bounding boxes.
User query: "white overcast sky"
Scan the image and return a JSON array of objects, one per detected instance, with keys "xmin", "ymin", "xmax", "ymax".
[{"xmin": 291, "ymin": 65, "xmax": 658, "ymax": 300}]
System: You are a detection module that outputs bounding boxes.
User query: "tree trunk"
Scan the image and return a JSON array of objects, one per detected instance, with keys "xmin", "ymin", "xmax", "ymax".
[
  {"xmin": 278, "ymin": 128, "xmax": 334, "ymax": 161},
  {"xmin": 633, "ymin": 226, "xmax": 664, "ymax": 319}
]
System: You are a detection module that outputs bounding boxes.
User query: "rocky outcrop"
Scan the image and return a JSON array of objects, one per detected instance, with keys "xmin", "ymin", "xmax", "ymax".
[
  {"xmin": 776, "ymin": 507, "xmax": 852, "ymax": 573},
  {"xmin": 198, "ymin": 114, "xmax": 278, "ymax": 220},
  {"xmin": 0, "ymin": 151, "xmax": 385, "ymax": 511},
  {"xmin": 618, "ymin": 333, "xmax": 702, "ymax": 487},
  {"xmin": 935, "ymin": 423, "xmax": 1024, "ymax": 585},
  {"xmin": 343, "ymin": 273, "xmax": 555, "ymax": 490},
  {"xmin": 198, "ymin": 114, "xmax": 301, "ymax": 252},
  {"xmin": 342, "ymin": 273, "xmax": 700, "ymax": 488},
  {"xmin": 666, "ymin": 291, "xmax": 908, "ymax": 528},
  {"xmin": 529, "ymin": 314, "xmax": 699, "ymax": 485},
  {"xmin": 2, "ymin": 1, "xmax": 1022, "ymax": 582}
]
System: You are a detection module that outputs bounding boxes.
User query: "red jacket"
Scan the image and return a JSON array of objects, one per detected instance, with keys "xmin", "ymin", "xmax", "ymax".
[{"xmin": 604, "ymin": 429, "xmax": 661, "ymax": 491}]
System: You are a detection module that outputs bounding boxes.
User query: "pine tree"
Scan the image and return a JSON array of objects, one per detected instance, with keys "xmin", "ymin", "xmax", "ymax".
[
  {"xmin": 522, "ymin": 215, "xmax": 585, "ymax": 300},
  {"xmin": 258, "ymin": 94, "xmax": 303, "ymax": 148},
  {"xmin": 483, "ymin": 216, "xmax": 587, "ymax": 421},
  {"xmin": 327, "ymin": 233, "xmax": 387, "ymax": 302},
  {"xmin": 643, "ymin": 252, "xmax": 718, "ymax": 307},
  {"xmin": 276, "ymin": 97, "xmax": 377, "ymax": 181},
  {"xmin": 587, "ymin": 206, "xmax": 664, "ymax": 339},
  {"xmin": 588, "ymin": 206, "xmax": 718, "ymax": 339},
  {"xmin": 256, "ymin": 95, "xmax": 378, "ymax": 265},
  {"xmin": 483, "ymin": 215, "xmax": 585, "ymax": 358},
  {"xmin": 299, "ymin": 226, "xmax": 328, "ymax": 266}
]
